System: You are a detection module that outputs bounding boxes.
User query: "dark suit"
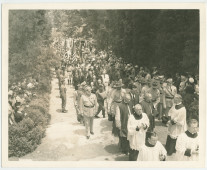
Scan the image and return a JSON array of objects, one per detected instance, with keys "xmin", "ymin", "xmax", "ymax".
[
  {"xmin": 140, "ymin": 100, "xmax": 155, "ymax": 132},
  {"xmin": 116, "ymin": 101, "xmax": 133, "ymax": 154}
]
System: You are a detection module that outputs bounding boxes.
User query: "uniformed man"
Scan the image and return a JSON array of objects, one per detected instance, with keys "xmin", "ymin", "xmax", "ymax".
[
  {"xmin": 147, "ymin": 80, "xmax": 160, "ymax": 112},
  {"xmin": 163, "ymin": 78, "xmax": 177, "ymax": 117},
  {"xmin": 60, "ymin": 79, "xmax": 67, "ymax": 113},
  {"xmin": 80, "ymin": 86, "xmax": 98, "ymax": 139}
]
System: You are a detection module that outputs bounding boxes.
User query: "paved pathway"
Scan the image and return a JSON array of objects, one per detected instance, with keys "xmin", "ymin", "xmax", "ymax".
[{"xmin": 19, "ymin": 75, "xmax": 172, "ymax": 161}]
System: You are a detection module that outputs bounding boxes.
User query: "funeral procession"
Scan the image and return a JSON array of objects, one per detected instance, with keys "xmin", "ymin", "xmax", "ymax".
[{"xmin": 7, "ymin": 9, "xmax": 201, "ymax": 162}]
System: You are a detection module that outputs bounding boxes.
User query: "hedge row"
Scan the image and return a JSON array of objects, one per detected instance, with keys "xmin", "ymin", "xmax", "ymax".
[{"xmin": 9, "ymin": 92, "xmax": 51, "ymax": 157}]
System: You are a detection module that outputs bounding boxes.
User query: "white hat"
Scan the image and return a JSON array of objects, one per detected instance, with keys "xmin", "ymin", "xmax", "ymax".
[{"xmin": 189, "ymin": 77, "xmax": 194, "ymax": 83}]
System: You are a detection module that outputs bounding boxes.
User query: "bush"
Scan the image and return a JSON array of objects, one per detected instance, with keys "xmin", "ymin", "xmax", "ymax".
[
  {"xmin": 9, "ymin": 117, "xmax": 46, "ymax": 157},
  {"xmin": 8, "ymin": 93, "xmax": 51, "ymax": 157}
]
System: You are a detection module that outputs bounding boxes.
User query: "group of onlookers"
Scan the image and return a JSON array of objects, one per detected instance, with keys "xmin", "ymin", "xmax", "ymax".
[{"xmin": 8, "ymin": 78, "xmax": 38, "ymax": 124}]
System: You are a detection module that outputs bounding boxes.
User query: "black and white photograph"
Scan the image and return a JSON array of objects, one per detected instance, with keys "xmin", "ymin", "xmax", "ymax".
[{"xmin": 2, "ymin": 2, "xmax": 206, "ymax": 168}]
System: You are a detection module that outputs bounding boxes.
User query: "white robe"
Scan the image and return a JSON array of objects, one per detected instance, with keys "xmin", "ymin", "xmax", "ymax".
[
  {"xmin": 168, "ymin": 105, "xmax": 187, "ymax": 139},
  {"xmin": 127, "ymin": 113, "xmax": 149, "ymax": 150},
  {"xmin": 137, "ymin": 141, "xmax": 167, "ymax": 161},
  {"xmin": 175, "ymin": 132, "xmax": 199, "ymax": 161}
]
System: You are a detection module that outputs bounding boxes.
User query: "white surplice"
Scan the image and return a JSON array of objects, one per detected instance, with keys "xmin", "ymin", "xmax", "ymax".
[
  {"xmin": 175, "ymin": 132, "xmax": 199, "ymax": 161},
  {"xmin": 137, "ymin": 141, "xmax": 167, "ymax": 161},
  {"xmin": 127, "ymin": 113, "xmax": 149, "ymax": 150},
  {"xmin": 168, "ymin": 105, "xmax": 187, "ymax": 139}
]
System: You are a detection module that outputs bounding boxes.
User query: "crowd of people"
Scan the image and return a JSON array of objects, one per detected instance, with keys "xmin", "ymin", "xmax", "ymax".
[
  {"xmin": 8, "ymin": 78, "xmax": 38, "ymax": 125},
  {"xmin": 55, "ymin": 49, "xmax": 199, "ymax": 161}
]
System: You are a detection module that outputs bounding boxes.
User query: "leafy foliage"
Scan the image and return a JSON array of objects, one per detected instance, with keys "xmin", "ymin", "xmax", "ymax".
[
  {"xmin": 52, "ymin": 10, "xmax": 199, "ymax": 75},
  {"xmin": 9, "ymin": 10, "xmax": 56, "ymax": 157},
  {"xmin": 9, "ymin": 10, "xmax": 60, "ymax": 86},
  {"xmin": 9, "ymin": 93, "xmax": 51, "ymax": 157}
]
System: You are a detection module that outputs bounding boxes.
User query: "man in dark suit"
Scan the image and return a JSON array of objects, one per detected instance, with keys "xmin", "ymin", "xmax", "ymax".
[
  {"xmin": 140, "ymin": 93, "xmax": 155, "ymax": 132},
  {"xmin": 115, "ymin": 93, "xmax": 133, "ymax": 155}
]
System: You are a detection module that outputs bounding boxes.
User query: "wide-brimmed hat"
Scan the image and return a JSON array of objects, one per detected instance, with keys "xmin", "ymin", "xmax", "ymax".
[
  {"xmin": 152, "ymin": 81, "xmax": 159, "ymax": 88},
  {"xmin": 166, "ymin": 78, "xmax": 173, "ymax": 84},
  {"xmin": 128, "ymin": 83, "xmax": 135, "ymax": 89},
  {"xmin": 85, "ymin": 86, "xmax": 92, "ymax": 92},
  {"xmin": 81, "ymin": 81, "xmax": 87, "ymax": 86},
  {"xmin": 113, "ymin": 81, "xmax": 124, "ymax": 88}
]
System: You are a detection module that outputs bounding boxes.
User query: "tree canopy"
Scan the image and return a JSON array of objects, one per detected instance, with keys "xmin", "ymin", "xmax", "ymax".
[
  {"xmin": 9, "ymin": 10, "xmax": 199, "ymax": 84},
  {"xmin": 52, "ymin": 10, "xmax": 199, "ymax": 75}
]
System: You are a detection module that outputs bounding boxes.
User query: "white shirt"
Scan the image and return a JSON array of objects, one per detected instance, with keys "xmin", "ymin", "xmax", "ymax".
[
  {"xmin": 138, "ymin": 141, "xmax": 167, "ymax": 161},
  {"xmin": 101, "ymin": 74, "xmax": 110, "ymax": 85},
  {"xmin": 127, "ymin": 113, "xmax": 149, "ymax": 150}
]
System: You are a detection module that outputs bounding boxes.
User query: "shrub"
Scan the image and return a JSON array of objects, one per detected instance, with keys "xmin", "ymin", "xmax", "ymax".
[{"xmin": 8, "ymin": 93, "xmax": 51, "ymax": 157}]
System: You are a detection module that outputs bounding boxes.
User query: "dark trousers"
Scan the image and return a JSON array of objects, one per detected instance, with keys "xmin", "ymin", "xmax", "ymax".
[
  {"xmin": 119, "ymin": 136, "xmax": 129, "ymax": 153},
  {"xmin": 158, "ymin": 103, "xmax": 163, "ymax": 119},
  {"xmin": 148, "ymin": 114, "xmax": 155, "ymax": 132},
  {"xmin": 165, "ymin": 135, "xmax": 177, "ymax": 155},
  {"xmin": 61, "ymin": 96, "xmax": 66, "ymax": 111},
  {"xmin": 96, "ymin": 102, "xmax": 105, "ymax": 117},
  {"xmin": 129, "ymin": 148, "xmax": 139, "ymax": 161}
]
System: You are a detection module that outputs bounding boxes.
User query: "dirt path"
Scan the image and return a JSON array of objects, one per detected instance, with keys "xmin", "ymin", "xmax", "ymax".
[
  {"xmin": 18, "ymin": 75, "xmax": 173, "ymax": 161},
  {"xmin": 20, "ymin": 76, "xmax": 128, "ymax": 161}
]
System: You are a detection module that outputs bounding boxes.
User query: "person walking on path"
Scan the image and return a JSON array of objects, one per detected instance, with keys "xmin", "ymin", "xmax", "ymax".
[
  {"xmin": 73, "ymin": 84, "xmax": 84, "ymax": 124},
  {"xmin": 127, "ymin": 104, "xmax": 149, "ymax": 161},
  {"xmin": 95, "ymin": 84, "xmax": 106, "ymax": 118},
  {"xmin": 158, "ymin": 76, "xmax": 165, "ymax": 120},
  {"xmin": 140, "ymin": 93, "xmax": 155, "ymax": 132},
  {"xmin": 165, "ymin": 94, "xmax": 187, "ymax": 156},
  {"xmin": 80, "ymin": 86, "xmax": 98, "ymax": 139},
  {"xmin": 175, "ymin": 117, "xmax": 199, "ymax": 161},
  {"xmin": 60, "ymin": 79, "xmax": 67, "ymax": 113},
  {"xmin": 163, "ymin": 78, "xmax": 177, "ymax": 118},
  {"xmin": 115, "ymin": 93, "xmax": 133, "ymax": 155},
  {"xmin": 147, "ymin": 80, "xmax": 160, "ymax": 114},
  {"xmin": 137, "ymin": 131, "xmax": 167, "ymax": 161}
]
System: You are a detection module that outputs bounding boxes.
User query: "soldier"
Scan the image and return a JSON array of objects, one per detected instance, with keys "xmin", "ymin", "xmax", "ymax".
[
  {"xmin": 60, "ymin": 79, "xmax": 67, "ymax": 113},
  {"xmin": 79, "ymin": 86, "xmax": 98, "ymax": 139},
  {"xmin": 163, "ymin": 78, "xmax": 177, "ymax": 118},
  {"xmin": 95, "ymin": 84, "xmax": 106, "ymax": 118},
  {"xmin": 147, "ymin": 80, "xmax": 160, "ymax": 115}
]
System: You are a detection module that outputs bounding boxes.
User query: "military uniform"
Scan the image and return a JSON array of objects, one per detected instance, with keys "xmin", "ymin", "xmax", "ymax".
[
  {"xmin": 163, "ymin": 84, "xmax": 177, "ymax": 116},
  {"xmin": 80, "ymin": 93, "xmax": 98, "ymax": 138},
  {"xmin": 60, "ymin": 82, "xmax": 67, "ymax": 112}
]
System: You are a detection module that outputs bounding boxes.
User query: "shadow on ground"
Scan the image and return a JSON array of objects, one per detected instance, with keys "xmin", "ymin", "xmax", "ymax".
[
  {"xmin": 104, "ymin": 144, "xmax": 119, "ymax": 154},
  {"xmin": 73, "ymin": 129, "xmax": 85, "ymax": 136},
  {"xmin": 56, "ymin": 109, "xmax": 65, "ymax": 113},
  {"xmin": 114, "ymin": 154, "xmax": 128, "ymax": 161},
  {"xmin": 100, "ymin": 119, "xmax": 112, "ymax": 133},
  {"xmin": 71, "ymin": 122, "xmax": 82, "ymax": 126}
]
